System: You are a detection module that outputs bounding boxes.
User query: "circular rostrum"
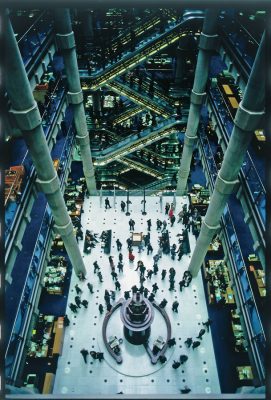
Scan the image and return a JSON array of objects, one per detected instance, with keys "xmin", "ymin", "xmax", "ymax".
[{"xmin": 120, "ymin": 292, "xmax": 154, "ymax": 345}]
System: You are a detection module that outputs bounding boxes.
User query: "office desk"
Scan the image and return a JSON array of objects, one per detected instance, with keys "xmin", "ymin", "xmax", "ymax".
[
  {"xmin": 52, "ymin": 317, "xmax": 64, "ymax": 355},
  {"xmin": 222, "ymin": 84, "xmax": 233, "ymax": 95},
  {"xmin": 236, "ymin": 366, "xmax": 253, "ymax": 381},
  {"xmin": 42, "ymin": 373, "xmax": 55, "ymax": 394},
  {"xmin": 228, "ymin": 96, "xmax": 239, "ymax": 108}
]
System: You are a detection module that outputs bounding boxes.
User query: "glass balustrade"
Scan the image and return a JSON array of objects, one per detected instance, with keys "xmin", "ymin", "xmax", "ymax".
[
  {"xmin": 5, "ymin": 81, "xmax": 66, "ymax": 237},
  {"xmin": 5, "ymin": 126, "xmax": 75, "ymax": 381},
  {"xmin": 17, "ymin": 11, "xmax": 54, "ymax": 68},
  {"xmin": 209, "ymin": 88, "xmax": 265, "ymax": 224},
  {"xmin": 198, "ymin": 128, "xmax": 265, "ymax": 371}
]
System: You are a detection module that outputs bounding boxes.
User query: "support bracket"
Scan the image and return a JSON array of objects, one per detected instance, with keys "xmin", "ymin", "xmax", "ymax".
[
  {"xmin": 36, "ymin": 174, "xmax": 59, "ymax": 194},
  {"xmin": 56, "ymin": 32, "xmax": 75, "ymax": 50},
  {"xmin": 199, "ymin": 33, "xmax": 219, "ymax": 51},
  {"xmin": 234, "ymin": 102, "xmax": 265, "ymax": 132},
  {"xmin": 190, "ymin": 89, "xmax": 206, "ymax": 105},
  {"xmin": 9, "ymin": 103, "xmax": 41, "ymax": 131},
  {"xmin": 67, "ymin": 90, "xmax": 83, "ymax": 105}
]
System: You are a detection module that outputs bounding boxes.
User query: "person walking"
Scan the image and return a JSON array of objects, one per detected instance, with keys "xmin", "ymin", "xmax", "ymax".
[
  {"xmin": 98, "ymin": 271, "xmax": 103, "ymax": 282},
  {"xmin": 87, "ymin": 282, "xmax": 94, "ymax": 293},
  {"xmin": 117, "ymin": 262, "xmax": 124, "ymax": 273},
  {"xmin": 152, "ymin": 283, "xmax": 159, "ymax": 293},
  {"xmin": 147, "ymin": 243, "xmax": 153, "ymax": 255},
  {"xmin": 192, "ymin": 340, "xmax": 201, "ymax": 350},
  {"xmin": 105, "ymin": 197, "xmax": 111, "ymax": 209},
  {"xmin": 147, "ymin": 219, "xmax": 152, "ymax": 231},
  {"xmin": 161, "ymin": 269, "xmax": 167, "ymax": 280},
  {"xmin": 156, "ymin": 219, "xmax": 162, "ymax": 230},
  {"xmin": 202, "ymin": 318, "xmax": 213, "ymax": 332},
  {"xmin": 172, "ymin": 360, "xmax": 181, "ymax": 369},
  {"xmin": 97, "ymin": 352, "xmax": 104, "ymax": 362},
  {"xmin": 167, "ymin": 337, "xmax": 176, "ymax": 347},
  {"xmin": 115, "ymin": 280, "xmax": 121, "ymax": 290},
  {"xmin": 161, "ymin": 220, "xmax": 167, "ymax": 232},
  {"xmin": 159, "ymin": 298, "xmax": 168, "ymax": 308},
  {"xmin": 124, "ymin": 290, "xmax": 131, "ymax": 300},
  {"xmin": 165, "ymin": 202, "xmax": 170, "ymax": 214},
  {"xmin": 119, "ymin": 252, "xmax": 123, "ymax": 263},
  {"xmin": 179, "ymin": 279, "xmax": 186, "ymax": 292},
  {"xmin": 172, "ymin": 300, "xmax": 179, "ymax": 312},
  {"xmin": 143, "ymin": 287, "xmax": 149, "ymax": 298},
  {"xmin": 169, "ymin": 280, "xmax": 175, "ymax": 291},
  {"xmin": 81, "ymin": 299, "xmax": 88, "ymax": 308},
  {"xmin": 159, "ymin": 355, "xmax": 167, "ymax": 364},
  {"xmin": 129, "ymin": 250, "xmax": 135, "ymax": 262},
  {"xmin": 90, "ymin": 351, "xmax": 98, "ymax": 360},
  {"xmin": 153, "ymin": 263, "xmax": 159, "ymax": 275},
  {"xmin": 75, "ymin": 284, "xmax": 82, "ymax": 295},
  {"xmin": 148, "ymin": 292, "xmax": 155, "ymax": 302},
  {"xmin": 170, "ymin": 214, "xmax": 176, "ymax": 227},
  {"xmin": 80, "ymin": 348, "xmax": 89, "ymax": 363},
  {"xmin": 184, "ymin": 337, "xmax": 193, "ymax": 348},
  {"xmin": 98, "ymin": 304, "xmax": 104, "ymax": 314},
  {"xmin": 111, "ymin": 271, "xmax": 118, "ymax": 281},
  {"xmin": 180, "ymin": 354, "xmax": 188, "ymax": 364},
  {"xmin": 196, "ymin": 328, "xmax": 206, "ymax": 340},
  {"xmin": 147, "ymin": 269, "xmax": 153, "ymax": 279},
  {"xmin": 180, "ymin": 386, "xmax": 191, "ymax": 394},
  {"xmin": 93, "ymin": 261, "xmax": 100, "ymax": 274},
  {"xmin": 110, "ymin": 290, "xmax": 116, "ymax": 301},
  {"xmin": 75, "ymin": 296, "xmax": 82, "ymax": 308},
  {"xmin": 121, "ymin": 200, "xmax": 126, "ymax": 212},
  {"xmin": 69, "ymin": 303, "xmax": 78, "ymax": 313},
  {"xmin": 116, "ymin": 239, "xmax": 122, "ymax": 251}
]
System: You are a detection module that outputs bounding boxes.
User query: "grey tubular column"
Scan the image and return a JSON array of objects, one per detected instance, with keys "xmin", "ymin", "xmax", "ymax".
[
  {"xmin": 54, "ymin": 8, "xmax": 96, "ymax": 194},
  {"xmin": 176, "ymin": 9, "xmax": 219, "ymax": 195},
  {"xmin": 4, "ymin": 10, "xmax": 86, "ymax": 277},
  {"xmin": 175, "ymin": 46, "xmax": 186, "ymax": 84},
  {"xmin": 188, "ymin": 33, "xmax": 265, "ymax": 277}
]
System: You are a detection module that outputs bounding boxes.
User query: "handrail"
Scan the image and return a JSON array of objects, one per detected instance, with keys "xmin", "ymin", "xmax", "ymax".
[
  {"xmin": 82, "ymin": 12, "xmax": 204, "ymax": 90},
  {"xmin": 16, "ymin": 11, "xmax": 48, "ymax": 44}
]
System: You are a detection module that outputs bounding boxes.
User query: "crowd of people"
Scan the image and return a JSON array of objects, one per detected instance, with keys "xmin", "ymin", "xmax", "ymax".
[{"xmin": 63, "ymin": 195, "xmax": 215, "ymax": 394}]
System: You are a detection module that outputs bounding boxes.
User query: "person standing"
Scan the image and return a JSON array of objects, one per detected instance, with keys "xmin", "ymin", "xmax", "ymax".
[
  {"xmin": 170, "ymin": 214, "xmax": 176, "ymax": 227},
  {"xmin": 121, "ymin": 200, "xmax": 126, "ymax": 212},
  {"xmin": 105, "ymin": 197, "xmax": 111, "ymax": 209},
  {"xmin": 87, "ymin": 282, "xmax": 94, "ymax": 294},
  {"xmin": 129, "ymin": 250, "xmax": 135, "ymax": 262},
  {"xmin": 64, "ymin": 315, "xmax": 70, "ymax": 326},
  {"xmin": 147, "ymin": 243, "xmax": 153, "ymax": 255},
  {"xmin": 116, "ymin": 239, "xmax": 122, "ymax": 251},
  {"xmin": 161, "ymin": 220, "xmax": 167, "ymax": 232},
  {"xmin": 161, "ymin": 269, "xmax": 167, "ymax": 280},
  {"xmin": 80, "ymin": 348, "xmax": 89, "ymax": 363},
  {"xmin": 172, "ymin": 300, "xmax": 179, "ymax": 312}
]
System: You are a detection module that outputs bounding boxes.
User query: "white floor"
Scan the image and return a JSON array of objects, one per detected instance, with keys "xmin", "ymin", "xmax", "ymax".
[{"xmin": 53, "ymin": 196, "xmax": 221, "ymax": 395}]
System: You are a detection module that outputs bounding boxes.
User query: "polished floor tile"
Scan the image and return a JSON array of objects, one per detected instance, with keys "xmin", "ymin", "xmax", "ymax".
[{"xmin": 53, "ymin": 195, "xmax": 221, "ymax": 395}]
